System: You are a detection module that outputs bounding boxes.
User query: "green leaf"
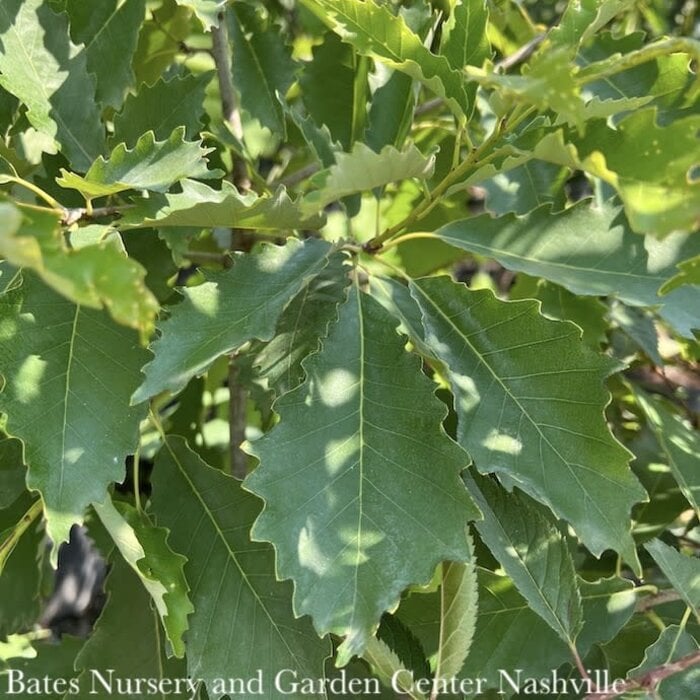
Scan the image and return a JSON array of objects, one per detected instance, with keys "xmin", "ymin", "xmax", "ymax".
[
  {"xmin": 576, "ymin": 576, "xmax": 637, "ymax": 655},
  {"xmin": 0, "ymin": 203, "xmax": 159, "ymax": 337},
  {"xmin": 440, "ymin": 0, "xmax": 489, "ymax": 114},
  {"xmin": 229, "ymin": 3, "xmax": 296, "ymax": 137},
  {"xmin": 120, "ymin": 179, "xmax": 324, "ymax": 231},
  {"xmin": 575, "ymin": 110, "xmax": 700, "ymax": 236},
  {"xmin": 133, "ymin": 238, "xmax": 332, "ymax": 402},
  {"xmin": 57, "ymin": 127, "xmax": 217, "ymax": 200},
  {"xmin": 301, "ymin": 0, "xmax": 471, "ymax": 120},
  {"xmin": 174, "ymin": 0, "xmax": 224, "ymax": 30},
  {"xmin": 7, "ymin": 637, "xmax": 83, "ymax": 699},
  {"xmin": 410, "ymin": 276, "xmax": 645, "ymax": 567},
  {"xmin": 464, "ymin": 473, "xmax": 582, "ymax": 645},
  {"xmin": 93, "ymin": 496, "xmax": 192, "ymax": 658},
  {"xmin": 628, "ymin": 625, "xmax": 700, "ymax": 699},
  {"xmin": 645, "ymin": 539, "xmax": 700, "ymax": 616},
  {"xmin": 66, "ymin": 0, "xmax": 145, "ymax": 110},
  {"xmin": 659, "ymin": 255, "xmax": 700, "ymax": 295},
  {"xmin": 0, "ymin": 0, "xmax": 105, "ymax": 170},
  {"xmin": 254, "ymin": 251, "xmax": 350, "ymax": 397},
  {"xmin": 509, "ymin": 276, "xmax": 608, "ymax": 348},
  {"xmin": 551, "ymin": 0, "xmax": 636, "ymax": 48},
  {"xmin": 609, "ymin": 301, "xmax": 662, "ymax": 364},
  {"xmin": 299, "ymin": 33, "xmax": 357, "ymax": 152},
  {"xmin": 362, "ymin": 636, "xmax": 426, "ymax": 700},
  {"xmin": 432, "ymin": 200, "xmax": 700, "ymax": 338},
  {"xmin": 483, "ymin": 160, "xmax": 568, "ymax": 216},
  {"xmin": 0, "ymin": 273, "xmax": 148, "ymax": 563},
  {"xmin": 112, "ymin": 71, "xmax": 212, "ymax": 148},
  {"xmin": 376, "ymin": 614, "xmax": 431, "ymax": 682},
  {"xmin": 433, "ymin": 546, "xmax": 478, "ymax": 682},
  {"xmin": 71, "ymin": 557, "xmax": 186, "ymax": 700},
  {"xmin": 152, "ymin": 436, "xmax": 329, "ymax": 699},
  {"xmin": 0, "ymin": 497, "xmax": 40, "ymax": 575},
  {"xmin": 244, "ymin": 283, "xmax": 480, "ymax": 664},
  {"xmin": 366, "ymin": 70, "xmax": 416, "ymax": 153},
  {"xmin": 577, "ymin": 32, "xmax": 696, "ymax": 122},
  {"xmin": 400, "ymin": 569, "xmax": 572, "ymax": 690},
  {"xmin": 286, "ymin": 104, "xmax": 340, "ymax": 169},
  {"xmin": 0, "ymin": 437, "xmax": 26, "ymax": 509},
  {"xmin": 634, "ymin": 392, "xmax": 700, "ymax": 519},
  {"xmin": 303, "ymin": 143, "xmax": 435, "ymax": 215}
]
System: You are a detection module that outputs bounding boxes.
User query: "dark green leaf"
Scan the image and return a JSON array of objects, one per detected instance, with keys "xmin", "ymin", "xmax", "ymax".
[
  {"xmin": 411, "ymin": 276, "xmax": 645, "ymax": 567},
  {"xmin": 152, "ymin": 436, "xmax": 330, "ymax": 699},
  {"xmin": 133, "ymin": 238, "xmax": 332, "ymax": 401},
  {"xmin": 645, "ymin": 539, "xmax": 700, "ymax": 616},
  {"xmin": 245, "ymin": 284, "xmax": 479, "ymax": 663}
]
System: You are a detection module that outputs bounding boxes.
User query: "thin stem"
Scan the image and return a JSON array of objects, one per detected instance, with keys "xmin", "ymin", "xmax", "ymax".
[
  {"xmin": 577, "ymin": 38, "xmax": 700, "ymax": 84},
  {"xmin": 0, "ymin": 499, "xmax": 43, "ymax": 569},
  {"xmin": 378, "ymin": 232, "xmax": 438, "ymax": 252},
  {"xmin": 133, "ymin": 449, "xmax": 142, "ymax": 513},
  {"xmin": 636, "ymin": 589, "xmax": 682, "ymax": 612},
  {"xmin": 4, "ymin": 175, "xmax": 62, "ymax": 210},
  {"xmin": 568, "ymin": 642, "xmax": 592, "ymax": 684},
  {"xmin": 365, "ymin": 105, "xmax": 536, "ymax": 251},
  {"xmin": 645, "ymin": 609, "xmax": 667, "ymax": 633}
]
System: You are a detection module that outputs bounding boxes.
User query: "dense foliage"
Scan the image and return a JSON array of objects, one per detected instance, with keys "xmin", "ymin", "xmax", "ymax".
[{"xmin": 0, "ymin": 0, "xmax": 699, "ymax": 697}]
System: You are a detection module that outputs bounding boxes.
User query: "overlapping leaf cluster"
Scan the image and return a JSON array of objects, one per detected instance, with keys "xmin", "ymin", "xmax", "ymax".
[{"xmin": 0, "ymin": 0, "xmax": 699, "ymax": 697}]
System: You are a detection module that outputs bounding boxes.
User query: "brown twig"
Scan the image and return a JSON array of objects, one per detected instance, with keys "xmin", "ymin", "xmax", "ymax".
[
  {"xmin": 584, "ymin": 650, "xmax": 700, "ymax": 699},
  {"xmin": 635, "ymin": 589, "xmax": 683, "ymax": 612},
  {"xmin": 61, "ymin": 205, "xmax": 134, "ymax": 226},
  {"xmin": 211, "ymin": 9, "xmax": 251, "ymax": 479}
]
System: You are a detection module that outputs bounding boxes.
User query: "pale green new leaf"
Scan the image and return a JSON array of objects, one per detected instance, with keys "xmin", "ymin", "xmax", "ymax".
[
  {"xmin": 303, "ymin": 143, "xmax": 435, "ymax": 215},
  {"xmin": 93, "ymin": 497, "xmax": 192, "ymax": 658},
  {"xmin": 112, "ymin": 71, "xmax": 212, "ymax": 148},
  {"xmin": 551, "ymin": 0, "xmax": 636, "ymax": 48},
  {"xmin": 254, "ymin": 251, "xmax": 350, "ymax": 397},
  {"xmin": 0, "ymin": 203, "xmax": 159, "ymax": 337},
  {"xmin": 152, "ymin": 436, "xmax": 329, "ymax": 699},
  {"xmin": 433, "ymin": 544, "xmax": 478, "ymax": 682},
  {"xmin": 71, "ymin": 557, "xmax": 185, "ymax": 699},
  {"xmin": 245, "ymin": 284, "xmax": 480, "ymax": 664},
  {"xmin": 66, "ymin": 0, "xmax": 145, "ymax": 110},
  {"xmin": 133, "ymin": 238, "xmax": 332, "ymax": 402},
  {"xmin": 230, "ymin": 3, "xmax": 296, "ymax": 137},
  {"xmin": 57, "ymin": 127, "xmax": 217, "ymax": 200},
  {"xmin": 0, "ymin": 0, "xmax": 104, "ymax": 170},
  {"xmin": 464, "ymin": 473, "xmax": 582, "ymax": 645},
  {"xmin": 174, "ymin": 0, "xmax": 224, "ymax": 30},
  {"xmin": 0, "ymin": 273, "xmax": 148, "ymax": 563},
  {"xmin": 120, "ymin": 179, "xmax": 324, "ymax": 231},
  {"xmin": 432, "ymin": 200, "xmax": 700, "ymax": 338},
  {"xmin": 301, "ymin": 0, "xmax": 470, "ymax": 119},
  {"xmin": 410, "ymin": 276, "xmax": 646, "ymax": 567},
  {"xmin": 576, "ymin": 110, "xmax": 700, "ymax": 236},
  {"xmin": 645, "ymin": 540, "xmax": 700, "ymax": 616}
]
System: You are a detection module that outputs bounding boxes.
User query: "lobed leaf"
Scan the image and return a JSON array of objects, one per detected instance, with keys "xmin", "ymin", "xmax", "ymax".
[
  {"xmin": 0, "ymin": 273, "xmax": 148, "ymax": 563},
  {"xmin": 301, "ymin": 0, "xmax": 471, "ymax": 119},
  {"xmin": 132, "ymin": 238, "xmax": 333, "ymax": 402},
  {"xmin": 245, "ymin": 283, "xmax": 480, "ymax": 664},
  {"xmin": 151, "ymin": 436, "xmax": 329, "ymax": 699},
  {"xmin": 0, "ymin": 0, "xmax": 104, "ymax": 171},
  {"xmin": 645, "ymin": 539, "xmax": 700, "ymax": 616},
  {"xmin": 0, "ymin": 203, "xmax": 159, "ymax": 337},
  {"xmin": 410, "ymin": 276, "xmax": 646, "ymax": 567},
  {"xmin": 120, "ymin": 179, "xmax": 324, "ymax": 231},
  {"xmin": 432, "ymin": 200, "xmax": 700, "ymax": 338},
  {"xmin": 93, "ymin": 497, "xmax": 193, "ymax": 658},
  {"xmin": 57, "ymin": 127, "xmax": 218, "ymax": 201}
]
